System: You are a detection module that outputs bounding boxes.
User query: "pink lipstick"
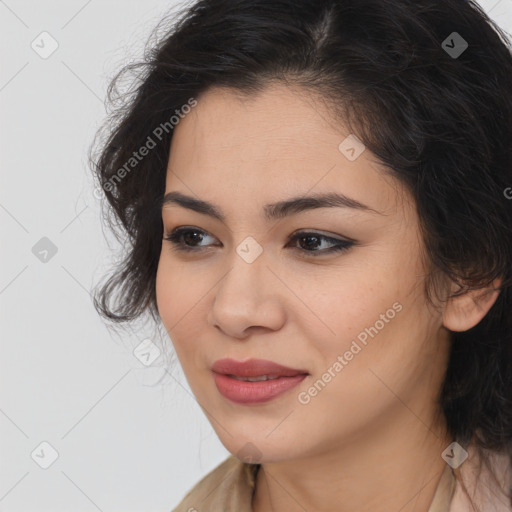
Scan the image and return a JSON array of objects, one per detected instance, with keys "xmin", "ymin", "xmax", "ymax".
[{"xmin": 211, "ymin": 358, "xmax": 308, "ymax": 405}]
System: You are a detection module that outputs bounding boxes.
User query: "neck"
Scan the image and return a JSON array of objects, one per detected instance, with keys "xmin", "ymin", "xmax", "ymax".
[{"xmin": 252, "ymin": 405, "xmax": 452, "ymax": 512}]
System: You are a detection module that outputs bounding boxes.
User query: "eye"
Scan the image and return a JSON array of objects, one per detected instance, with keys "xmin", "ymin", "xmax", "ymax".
[
  {"xmin": 163, "ymin": 227, "xmax": 354, "ymax": 256},
  {"xmin": 286, "ymin": 231, "xmax": 354, "ymax": 256},
  {"xmin": 163, "ymin": 227, "xmax": 217, "ymax": 252}
]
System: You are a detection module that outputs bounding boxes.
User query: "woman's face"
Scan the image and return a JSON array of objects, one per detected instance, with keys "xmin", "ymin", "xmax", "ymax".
[{"xmin": 156, "ymin": 84, "xmax": 451, "ymax": 463}]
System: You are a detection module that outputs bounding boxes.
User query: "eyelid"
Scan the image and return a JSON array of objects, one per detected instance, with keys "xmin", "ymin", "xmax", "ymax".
[
  {"xmin": 291, "ymin": 228, "xmax": 355, "ymax": 243},
  {"xmin": 163, "ymin": 225, "xmax": 353, "ymax": 242}
]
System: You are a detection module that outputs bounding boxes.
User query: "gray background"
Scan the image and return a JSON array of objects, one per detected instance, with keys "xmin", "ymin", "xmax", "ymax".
[{"xmin": 1, "ymin": 1, "xmax": 511, "ymax": 510}]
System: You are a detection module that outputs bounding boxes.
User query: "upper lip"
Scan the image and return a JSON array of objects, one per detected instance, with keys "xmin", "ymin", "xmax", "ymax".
[{"xmin": 211, "ymin": 358, "xmax": 309, "ymax": 378}]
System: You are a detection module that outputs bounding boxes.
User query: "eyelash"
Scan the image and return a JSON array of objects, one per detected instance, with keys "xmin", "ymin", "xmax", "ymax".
[{"xmin": 163, "ymin": 227, "xmax": 354, "ymax": 257}]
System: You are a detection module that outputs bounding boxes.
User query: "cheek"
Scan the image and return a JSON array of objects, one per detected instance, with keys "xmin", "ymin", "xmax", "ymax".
[
  {"xmin": 155, "ymin": 250, "xmax": 205, "ymax": 320},
  {"xmin": 155, "ymin": 252, "xmax": 212, "ymax": 367},
  {"xmin": 301, "ymin": 268, "xmax": 401, "ymax": 356},
  {"xmin": 300, "ymin": 250, "xmax": 432, "ymax": 383},
  {"xmin": 301, "ymin": 275, "xmax": 437, "ymax": 416}
]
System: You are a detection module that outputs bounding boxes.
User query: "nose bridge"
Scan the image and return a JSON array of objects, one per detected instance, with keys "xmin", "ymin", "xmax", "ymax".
[
  {"xmin": 208, "ymin": 242, "xmax": 285, "ymax": 336},
  {"xmin": 217, "ymin": 241, "xmax": 269, "ymax": 307}
]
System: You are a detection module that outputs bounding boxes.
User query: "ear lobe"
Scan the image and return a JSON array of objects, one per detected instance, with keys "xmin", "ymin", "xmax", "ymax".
[{"xmin": 442, "ymin": 278, "xmax": 502, "ymax": 332}]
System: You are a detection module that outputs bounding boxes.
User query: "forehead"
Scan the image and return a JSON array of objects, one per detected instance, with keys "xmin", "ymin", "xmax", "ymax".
[
  {"xmin": 172, "ymin": 84, "xmax": 349, "ymax": 158},
  {"xmin": 166, "ymin": 83, "xmax": 408, "ymax": 220}
]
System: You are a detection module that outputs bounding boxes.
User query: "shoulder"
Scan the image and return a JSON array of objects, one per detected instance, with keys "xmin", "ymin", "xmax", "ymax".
[
  {"xmin": 449, "ymin": 444, "xmax": 512, "ymax": 512},
  {"xmin": 171, "ymin": 456, "xmax": 259, "ymax": 512}
]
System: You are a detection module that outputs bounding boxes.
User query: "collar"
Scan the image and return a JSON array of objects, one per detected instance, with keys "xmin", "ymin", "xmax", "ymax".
[
  {"xmin": 172, "ymin": 456, "xmax": 457, "ymax": 512},
  {"xmin": 428, "ymin": 463, "xmax": 457, "ymax": 512}
]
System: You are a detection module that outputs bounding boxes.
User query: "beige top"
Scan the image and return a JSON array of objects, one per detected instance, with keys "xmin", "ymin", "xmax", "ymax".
[
  {"xmin": 171, "ymin": 455, "xmax": 467, "ymax": 512},
  {"xmin": 172, "ymin": 442, "xmax": 512, "ymax": 511}
]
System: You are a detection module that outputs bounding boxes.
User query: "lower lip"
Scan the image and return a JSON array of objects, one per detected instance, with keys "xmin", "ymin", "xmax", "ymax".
[{"xmin": 213, "ymin": 372, "xmax": 308, "ymax": 404}]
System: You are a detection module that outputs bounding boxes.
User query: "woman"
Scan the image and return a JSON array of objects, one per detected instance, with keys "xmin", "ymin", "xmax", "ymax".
[{"xmin": 90, "ymin": 0, "xmax": 512, "ymax": 510}]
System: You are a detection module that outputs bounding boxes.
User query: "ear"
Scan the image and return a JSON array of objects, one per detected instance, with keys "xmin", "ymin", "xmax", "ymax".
[{"xmin": 442, "ymin": 278, "xmax": 502, "ymax": 332}]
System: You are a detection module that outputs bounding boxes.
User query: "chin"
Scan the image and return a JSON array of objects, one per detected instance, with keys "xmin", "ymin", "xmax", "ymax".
[{"xmin": 216, "ymin": 430, "xmax": 304, "ymax": 465}]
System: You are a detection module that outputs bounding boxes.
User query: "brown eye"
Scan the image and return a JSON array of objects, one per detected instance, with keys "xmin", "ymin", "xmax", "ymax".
[
  {"xmin": 163, "ymin": 227, "xmax": 355, "ymax": 257},
  {"xmin": 288, "ymin": 232, "xmax": 354, "ymax": 256},
  {"xmin": 163, "ymin": 227, "xmax": 217, "ymax": 252}
]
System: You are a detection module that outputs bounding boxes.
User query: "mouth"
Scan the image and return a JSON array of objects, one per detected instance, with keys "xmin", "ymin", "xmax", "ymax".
[
  {"xmin": 227, "ymin": 374, "xmax": 289, "ymax": 382},
  {"xmin": 211, "ymin": 358, "xmax": 309, "ymax": 404}
]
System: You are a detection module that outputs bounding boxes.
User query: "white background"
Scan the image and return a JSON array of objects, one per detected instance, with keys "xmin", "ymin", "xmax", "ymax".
[{"xmin": 1, "ymin": 1, "xmax": 511, "ymax": 510}]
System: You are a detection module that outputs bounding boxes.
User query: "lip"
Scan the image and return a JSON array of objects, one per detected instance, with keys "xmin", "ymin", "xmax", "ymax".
[
  {"xmin": 211, "ymin": 358, "xmax": 309, "ymax": 405},
  {"xmin": 212, "ymin": 358, "xmax": 308, "ymax": 378}
]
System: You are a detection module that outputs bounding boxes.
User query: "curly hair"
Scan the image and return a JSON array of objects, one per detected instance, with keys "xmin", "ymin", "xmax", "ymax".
[{"xmin": 90, "ymin": 0, "xmax": 512, "ymax": 502}]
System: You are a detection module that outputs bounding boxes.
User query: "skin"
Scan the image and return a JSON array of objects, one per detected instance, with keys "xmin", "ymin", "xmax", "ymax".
[{"xmin": 155, "ymin": 83, "xmax": 500, "ymax": 512}]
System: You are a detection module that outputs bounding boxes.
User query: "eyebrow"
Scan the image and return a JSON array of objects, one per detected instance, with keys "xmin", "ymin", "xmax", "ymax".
[{"xmin": 161, "ymin": 191, "xmax": 382, "ymax": 222}]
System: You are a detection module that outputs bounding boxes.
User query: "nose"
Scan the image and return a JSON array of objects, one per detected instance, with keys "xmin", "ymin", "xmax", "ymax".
[{"xmin": 207, "ymin": 253, "xmax": 287, "ymax": 339}]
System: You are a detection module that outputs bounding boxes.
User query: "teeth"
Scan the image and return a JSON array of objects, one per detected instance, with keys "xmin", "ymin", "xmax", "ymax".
[{"xmin": 231, "ymin": 375, "xmax": 280, "ymax": 382}]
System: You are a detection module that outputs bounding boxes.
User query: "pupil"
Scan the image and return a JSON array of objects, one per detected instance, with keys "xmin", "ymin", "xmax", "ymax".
[
  {"xmin": 302, "ymin": 235, "xmax": 319, "ymax": 250},
  {"xmin": 184, "ymin": 231, "xmax": 202, "ymax": 245}
]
